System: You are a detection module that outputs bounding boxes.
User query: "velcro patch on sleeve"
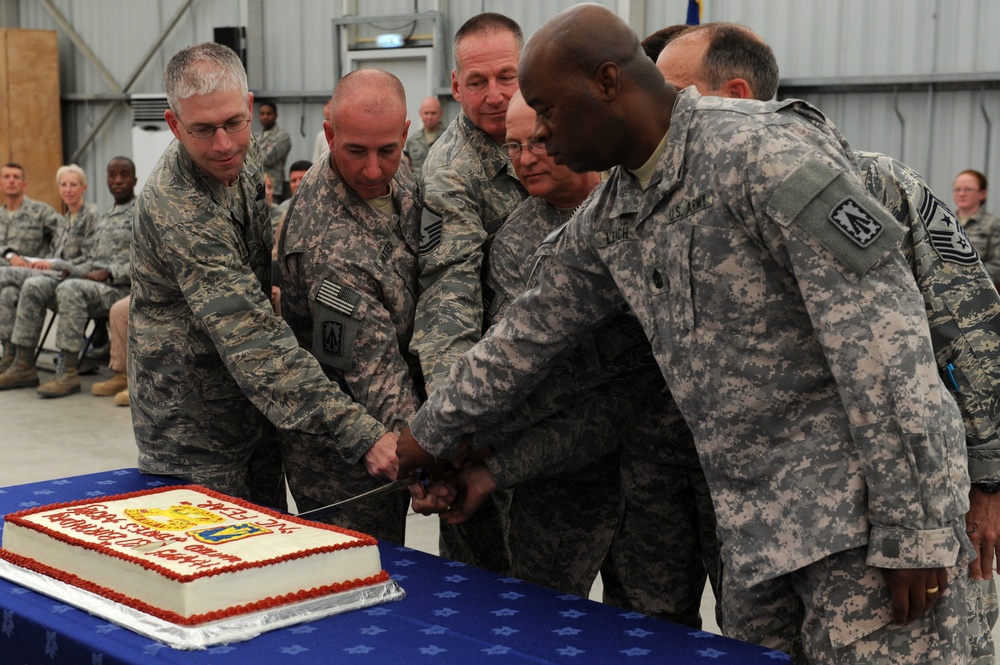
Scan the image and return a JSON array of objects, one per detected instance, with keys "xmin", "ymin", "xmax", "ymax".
[
  {"xmin": 918, "ymin": 186, "xmax": 980, "ymax": 265},
  {"xmin": 419, "ymin": 207, "xmax": 444, "ymax": 255},
  {"xmin": 312, "ymin": 280, "xmax": 362, "ymax": 371},
  {"xmin": 771, "ymin": 158, "xmax": 904, "ymax": 275},
  {"xmin": 316, "ymin": 279, "xmax": 360, "ymax": 316}
]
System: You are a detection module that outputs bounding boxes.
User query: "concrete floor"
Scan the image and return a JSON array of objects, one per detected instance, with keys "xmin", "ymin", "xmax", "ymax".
[{"xmin": 0, "ymin": 355, "xmax": 725, "ymax": 634}]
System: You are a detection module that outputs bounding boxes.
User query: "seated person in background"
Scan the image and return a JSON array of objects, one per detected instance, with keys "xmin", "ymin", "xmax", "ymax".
[
  {"xmin": 278, "ymin": 69, "xmax": 422, "ymax": 544},
  {"xmin": 91, "ymin": 294, "xmax": 130, "ymax": 406},
  {"xmin": 263, "ymin": 173, "xmax": 283, "ymax": 234},
  {"xmin": 0, "ymin": 164, "xmax": 98, "ymax": 373},
  {"xmin": 0, "ymin": 156, "xmax": 137, "ymax": 397},
  {"xmin": 0, "ymin": 163, "xmax": 62, "ymax": 369},
  {"xmin": 312, "ymin": 97, "xmax": 333, "ymax": 162},
  {"xmin": 953, "ymin": 168, "xmax": 1000, "ymax": 286}
]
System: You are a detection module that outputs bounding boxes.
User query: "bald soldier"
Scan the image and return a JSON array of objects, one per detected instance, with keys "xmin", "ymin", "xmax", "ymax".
[
  {"xmin": 404, "ymin": 96, "xmax": 443, "ymax": 178},
  {"xmin": 278, "ymin": 70, "xmax": 422, "ymax": 544},
  {"xmin": 657, "ymin": 21, "xmax": 1000, "ymax": 662},
  {"xmin": 399, "ymin": 5, "xmax": 973, "ymax": 663}
]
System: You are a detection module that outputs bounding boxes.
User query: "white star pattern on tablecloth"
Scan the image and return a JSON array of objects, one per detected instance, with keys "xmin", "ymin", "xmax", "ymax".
[
  {"xmin": 621, "ymin": 647, "xmax": 650, "ymax": 656},
  {"xmin": 360, "ymin": 625, "xmax": 386, "ymax": 636},
  {"xmin": 697, "ymin": 647, "xmax": 726, "ymax": 658},
  {"xmin": 421, "ymin": 625, "xmax": 447, "ymax": 635},
  {"xmin": 491, "ymin": 608, "xmax": 518, "ymax": 617},
  {"xmin": 392, "ymin": 558, "xmax": 416, "ymax": 567},
  {"xmin": 344, "ymin": 645, "xmax": 374, "ymax": 654},
  {"xmin": 553, "ymin": 627, "xmax": 581, "ymax": 636},
  {"xmin": 419, "ymin": 645, "xmax": 447, "ymax": 655},
  {"xmin": 626, "ymin": 628, "xmax": 653, "ymax": 638},
  {"xmin": 492, "ymin": 626, "xmax": 519, "ymax": 636},
  {"xmin": 434, "ymin": 591, "xmax": 460, "ymax": 599},
  {"xmin": 280, "ymin": 645, "xmax": 309, "ymax": 655},
  {"xmin": 444, "ymin": 574, "xmax": 468, "ymax": 583},
  {"xmin": 483, "ymin": 645, "xmax": 511, "ymax": 655},
  {"xmin": 559, "ymin": 609, "xmax": 586, "ymax": 619},
  {"xmin": 557, "ymin": 646, "xmax": 585, "ymax": 656},
  {"xmin": 499, "ymin": 591, "xmax": 524, "ymax": 600},
  {"xmin": 433, "ymin": 607, "xmax": 459, "ymax": 617}
]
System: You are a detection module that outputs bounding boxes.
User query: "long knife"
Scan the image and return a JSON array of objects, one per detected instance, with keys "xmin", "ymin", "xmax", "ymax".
[{"xmin": 296, "ymin": 468, "xmax": 430, "ymax": 521}]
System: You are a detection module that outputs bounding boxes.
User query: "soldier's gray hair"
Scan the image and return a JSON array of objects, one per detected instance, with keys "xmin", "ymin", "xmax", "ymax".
[
  {"xmin": 453, "ymin": 12, "xmax": 523, "ymax": 71},
  {"xmin": 163, "ymin": 43, "xmax": 248, "ymax": 115}
]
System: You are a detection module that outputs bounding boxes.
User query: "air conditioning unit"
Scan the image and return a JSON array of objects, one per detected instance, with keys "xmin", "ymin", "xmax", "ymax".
[{"xmin": 130, "ymin": 94, "xmax": 174, "ymax": 193}]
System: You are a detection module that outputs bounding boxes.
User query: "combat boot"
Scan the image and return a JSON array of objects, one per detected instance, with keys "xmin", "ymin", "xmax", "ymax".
[
  {"xmin": 0, "ymin": 341, "xmax": 13, "ymax": 374},
  {"xmin": 92, "ymin": 371, "xmax": 127, "ymax": 396},
  {"xmin": 113, "ymin": 388, "xmax": 130, "ymax": 407},
  {"xmin": 0, "ymin": 346, "xmax": 39, "ymax": 390},
  {"xmin": 37, "ymin": 351, "xmax": 81, "ymax": 398}
]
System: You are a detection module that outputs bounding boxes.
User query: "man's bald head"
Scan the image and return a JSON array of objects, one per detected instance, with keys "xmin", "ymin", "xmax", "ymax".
[
  {"xmin": 331, "ymin": 69, "xmax": 407, "ymax": 119},
  {"xmin": 519, "ymin": 4, "xmax": 674, "ymax": 173}
]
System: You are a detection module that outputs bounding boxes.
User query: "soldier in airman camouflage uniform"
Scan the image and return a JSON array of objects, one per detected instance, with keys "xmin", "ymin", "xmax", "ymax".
[
  {"xmin": 0, "ymin": 166, "xmax": 97, "ymax": 373},
  {"xmin": 409, "ymin": 12, "xmax": 527, "ymax": 573},
  {"xmin": 0, "ymin": 158, "xmax": 137, "ymax": 397},
  {"xmin": 0, "ymin": 163, "xmax": 62, "ymax": 369},
  {"xmin": 129, "ymin": 43, "xmax": 397, "ymax": 509},
  {"xmin": 278, "ymin": 70, "xmax": 422, "ymax": 544},
  {"xmin": 656, "ymin": 22, "xmax": 1000, "ymax": 660},
  {"xmin": 400, "ymin": 6, "xmax": 973, "ymax": 663}
]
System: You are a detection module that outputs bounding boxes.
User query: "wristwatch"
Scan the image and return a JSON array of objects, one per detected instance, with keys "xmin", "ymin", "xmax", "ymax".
[{"xmin": 974, "ymin": 479, "xmax": 1000, "ymax": 493}]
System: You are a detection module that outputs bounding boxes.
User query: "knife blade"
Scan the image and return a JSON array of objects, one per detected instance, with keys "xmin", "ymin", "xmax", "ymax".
[{"xmin": 296, "ymin": 468, "xmax": 429, "ymax": 521}]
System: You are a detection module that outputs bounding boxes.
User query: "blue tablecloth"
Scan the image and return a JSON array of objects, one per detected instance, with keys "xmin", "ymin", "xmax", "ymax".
[{"xmin": 0, "ymin": 469, "xmax": 789, "ymax": 663}]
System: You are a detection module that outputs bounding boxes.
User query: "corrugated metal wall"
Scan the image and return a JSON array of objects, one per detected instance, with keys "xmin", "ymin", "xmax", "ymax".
[{"xmin": 11, "ymin": 0, "xmax": 999, "ymax": 210}]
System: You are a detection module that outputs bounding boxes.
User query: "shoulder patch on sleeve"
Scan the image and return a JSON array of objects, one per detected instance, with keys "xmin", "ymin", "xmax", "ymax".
[
  {"xmin": 917, "ymin": 186, "xmax": 981, "ymax": 265},
  {"xmin": 771, "ymin": 157, "xmax": 904, "ymax": 275},
  {"xmin": 419, "ymin": 207, "xmax": 443, "ymax": 255},
  {"xmin": 313, "ymin": 279, "xmax": 362, "ymax": 370},
  {"xmin": 316, "ymin": 279, "xmax": 360, "ymax": 316}
]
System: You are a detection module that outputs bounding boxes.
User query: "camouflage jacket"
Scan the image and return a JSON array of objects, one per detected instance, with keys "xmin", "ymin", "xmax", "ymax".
[
  {"xmin": 857, "ymin": 151, "xmax": 1000, "ymax": 484},
  {"xmin": 76, "ymin": 199, "xmax": 135, "ymax": 286},
  {"xmin": 0, "ymin": 196, "xmax": 61, "ymax": 264},
  {"xmin": 129, "ymin": 137, "xmax": 384, "ymax": 475},
  {"xmin": 479, "ymin": 195, "xmax": 664, "ymax": 487},
  {"xmin": 960, "ymin": 209, "xmax": 1000, "ymax": 284},
  {"xmin": 52, "ymin": 203, "xmax": 99, "ymax": 267},
  {"xmin": 410, "ymin": 89, "xmax": 971, "ymax": 586},
  {"xmin": 410, "ymin": 111, "xmax": 526, "ymax": 393},
  {"xmin": 404, "ymin": 128, "xmax": 440, "ymax": 179},
  {"xmin": 257, "ymin": 124, "xmax": 292, "ymax": 189},
  {"xmin": 279, "ymin": 155, "xmax": 424, "ymax": 437}
]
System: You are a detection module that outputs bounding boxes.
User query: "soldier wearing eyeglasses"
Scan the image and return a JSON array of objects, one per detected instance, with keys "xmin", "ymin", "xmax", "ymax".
[{"xmin": 129, "ymin": 43, "xmax": 396, "ymax": 507}]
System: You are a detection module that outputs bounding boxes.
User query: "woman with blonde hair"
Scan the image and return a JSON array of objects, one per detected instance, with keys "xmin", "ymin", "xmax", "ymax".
[{"xmin": 954, "ymin": 168, "xmax": 1000, "ymax": 286}]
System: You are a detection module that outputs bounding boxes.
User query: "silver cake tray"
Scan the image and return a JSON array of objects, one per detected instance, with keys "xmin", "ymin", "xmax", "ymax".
[{"xmin": 0, "ymin": 557, "xmax": 406, "ymax": 650}]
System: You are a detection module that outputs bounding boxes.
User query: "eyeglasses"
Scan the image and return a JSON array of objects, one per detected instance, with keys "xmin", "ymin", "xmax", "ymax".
[
  {"xmin": 504, "ymin": 140, "xmax": 547, "ymax": 159},
  {"xmin": 180, "ymin": 117, "xmax": 251, "ymax": 140}
]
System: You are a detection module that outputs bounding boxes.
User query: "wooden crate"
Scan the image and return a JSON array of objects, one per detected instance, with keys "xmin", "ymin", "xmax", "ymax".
[{"xmin": 0, "ymin": 29, "xmax": 63, "ymax": 211}]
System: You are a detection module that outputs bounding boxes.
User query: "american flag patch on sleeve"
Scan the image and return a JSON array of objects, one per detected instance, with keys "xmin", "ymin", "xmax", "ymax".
[{"xmin": 316, "ymin": 280, "xmax": 360, "ymax": 316}]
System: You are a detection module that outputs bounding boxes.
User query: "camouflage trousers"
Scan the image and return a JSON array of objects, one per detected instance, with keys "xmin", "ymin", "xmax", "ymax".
[
  {"xmin": 0, "ymin": 266, "xmax": 58, "ymax": 341},
  {"xmin": 507, "ymin": 450, "xmax": 621, "ymax": 597},
  {"xmin": 723, "ymin": 545, "xmax": 969, "ymax": 664},
  {"xmin": 967, "ymin": 577, "xmax": 998, "ymax": 664},
  {"xmin": 283, "ymin": 433, "xmax": 409, "ymax": 545},
  {"xmin": 604, "ymin": 451, "xmax": 722, "ymax": 629},
  {"xmin": 439, "ymin": 490, "xmax": 512, "ymax": 574},
  {"xmin": 11, "ymin": 275, "xmax": 126, "ymax": 352}
]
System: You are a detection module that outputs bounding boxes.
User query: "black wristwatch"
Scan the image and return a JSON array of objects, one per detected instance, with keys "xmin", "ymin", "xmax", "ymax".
[{"xmin": 974, "ymin": 479, "xmax": 1000, "ymax": 493}]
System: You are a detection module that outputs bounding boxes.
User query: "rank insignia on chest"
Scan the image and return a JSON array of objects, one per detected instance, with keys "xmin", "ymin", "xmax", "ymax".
[
  {"xmin": 919, "ymin": 187, "xmax": 980, "ymax": 265},
  {"xmin": 828, "ymin": 197, "xmax": 884, "ymax": 247}
]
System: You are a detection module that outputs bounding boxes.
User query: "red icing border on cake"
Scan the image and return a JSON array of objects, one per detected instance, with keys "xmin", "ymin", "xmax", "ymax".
[
  {"xmin": 3, "ymin": 485, "xmax": 378, "ymax": 583},
  {"xmin": 0, "ymin": 548, "xmax": 390, "ymax": 625}
]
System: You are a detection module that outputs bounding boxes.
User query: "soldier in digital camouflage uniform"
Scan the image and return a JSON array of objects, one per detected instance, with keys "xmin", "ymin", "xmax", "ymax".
[
  {"xmin": 0, "ymin": 157, "xmax": 138, "ymax": 397},
  {"xmin": 409, "ymin": 12, "xmax": 527, "ymax": 574},
  {"xmin": 0, "ymin": 166, "xmax": 98, "ymax": 373},
  {"xmin": 129, "ymin": 43, "xmax": 397, "ymax": 509},
  {"xmin": 278, "ymin": 70, "xmax": 422, "ymax": 544},
  {"xmin": 399, "ymin": 6, "xmax": 974, "ymax": 663},
  {"xmin": 657, "ymin": 21, "xmax": 1000, "ymax": 661},
  {"xmin": 256, "ymin": 101, "xmax": 292, "ymax": 201},
  {"xmin": 0, "ymin": 163, "xmax": 62, "ymax": 368}
]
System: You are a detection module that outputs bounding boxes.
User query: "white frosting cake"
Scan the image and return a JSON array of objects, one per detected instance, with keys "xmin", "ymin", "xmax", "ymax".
[{"xmin": 0, "ymin": 486, "xmax": 387, "ymax": 625}]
